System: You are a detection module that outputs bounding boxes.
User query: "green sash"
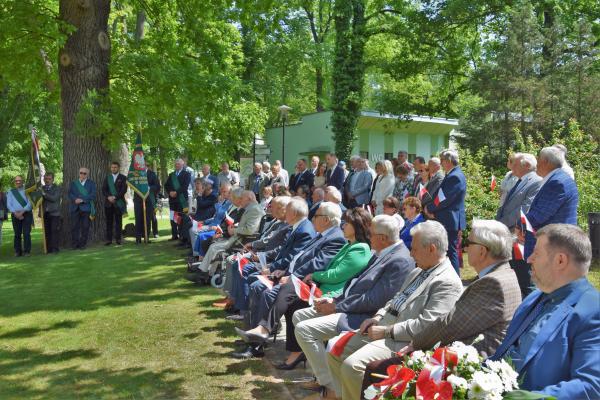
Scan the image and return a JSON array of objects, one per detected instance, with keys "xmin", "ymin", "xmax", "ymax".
[
  {"xmin": 10, "ymin": 188, "xmax": 28, "ymax": 208},
  {"xmin": 74, "ymin": 180, "xmax": 96, "ymax": 220},
  {"xmin": 107, "ymin": 176, "xmax": 128, "ymax": 215},
  {"xmin": 170, "ymin": 173, "xmax": 188, "ymax": 212}
]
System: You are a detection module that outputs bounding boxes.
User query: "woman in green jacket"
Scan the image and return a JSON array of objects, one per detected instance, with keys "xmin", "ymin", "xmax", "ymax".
[{"xmin": 273, "ymin": 208, "xmax": 373, "ymax": 370}]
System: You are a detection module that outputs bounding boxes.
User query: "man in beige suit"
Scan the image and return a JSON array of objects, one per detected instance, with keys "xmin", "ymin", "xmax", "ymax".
[{"xmin": 327, "ymin": 220, "xmax": 463, "ymax": 400}]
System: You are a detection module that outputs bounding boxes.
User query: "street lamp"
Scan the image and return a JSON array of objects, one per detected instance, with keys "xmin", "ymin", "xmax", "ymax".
[{"xmin": 278, "ymin": 104, "xmax": 292, "ymax": 167}]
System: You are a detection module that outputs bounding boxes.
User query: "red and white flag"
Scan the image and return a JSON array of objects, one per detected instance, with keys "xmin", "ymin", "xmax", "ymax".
[
  {"xmin": 513, "ymin": 242, "xmax": 525, "ymax": 261},
  {"xmin": 173, "ymin": 212, "xmax": 183, "ymax": 225},
  {"xmin": 256, "ymin": 275, "xmax": 274, "ymax": 290},
  {"xmin": 224, "ymin": 212, "xmax": 234, "ymax": 226},
  {"xmin": 327, "ymin": 331, "xmax": 357, "ymax": 357},
  {"xmin": 490, "ymin": 175, "xmax": 497, "ymax": 191},
  {"xmin": 433, "ymin": 188, "xmax": 446, "ymax": 206},
  {"xmin": 291, "ymin": 275, "xmax": 322, "ymax": 306},
  {"xmin": 520, "ymin": 209, "xmax": 535, "ymax": 233},
  {"xmin": 215, "ymin": 225, "xmax": 224, "ymax": 235},
  {"xmin": 418, "ymin": 183, "xmax": 428, "ymax": 200},
  {"xmin": 237, "ymin": 256, "xmax": 250, "ymax": 276}
]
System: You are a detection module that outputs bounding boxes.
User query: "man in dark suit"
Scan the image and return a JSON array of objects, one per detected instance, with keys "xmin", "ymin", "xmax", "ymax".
[
  {"xmin": 309, "ymin": 187, "xmax": 325, "ymax": 220},
  {"xmin": 246, "ymin": 162, "xmax": 268, "ymax": 201},
  {"xmin": 102, "ymin": 161, "xmax": 128, "ymax": 245},
  {"xmin": 132, "ymin": 167, "xmax": 160, "ymax": 244},
  {"xmin": 490, "ymin": 224, "xmax": 599, "ymax": 399},
  {"xmin": 325, "ymin": 152, "xmax": 345, "ymax": 190},
  {"xmin": 164, "ymin": 158, "xmax": 191, "ymax": 241},
  {"xmin": 309, "ymin": 155, "xmax": 320, "ymax": 176},
  {"xmin": 289, "ymin": 158, "xmax": 315, "ymax": 194},
  {"xmin": 40, "ymin": 172, "xmax": 62, "ymax": 253},
  {"xmin": 228, "ymin": 197, "xmax": 316, "ymax": 333},
  {"xmin": 523, "ymin": 147, "xmax": 578, "ymax": 261},
  {"xmin": 424, "ymin": 149, "xmax": 466, "ymax": 275},
  {"xmin": 233, "ymin": 202, "xmax": 347, "ymax": 358},
  {"xmin": 68, "ymin": 167, "xmax": 97, "ymax": 250},
  {"xmin": 496, "ymin": 153, "xmax": 542, "ymax": 297},
  {"xmin": 294, "ymin": 214, "xmax": 414, "ymax": 397}
]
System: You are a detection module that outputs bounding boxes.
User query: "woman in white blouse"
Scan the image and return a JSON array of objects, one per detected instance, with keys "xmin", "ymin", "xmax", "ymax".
[{"xmin": 370, "ymin": 160, "xmax": 396, "ymax": 215}]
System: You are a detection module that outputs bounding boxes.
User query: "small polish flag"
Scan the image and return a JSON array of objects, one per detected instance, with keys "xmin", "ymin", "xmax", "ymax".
[
  {"xmin": 215, "ymin": 225, "xmax": 223, "ymax": 235},
  {"xmin": 418, "ymin": 183, "xmax": 428, "ymax": 200},
  {"xmin": 195, "ymin": 220, "xmax": 203, "ymax": 230},
  {"xmin": 520, "ymin": 209, "xmax": 535, "ymax": 233},
  {"xmin": 490, "ymin": 175, "xmax": 497, "ymax": 191},
  {"xmin": 513, "ymin": 242, "xmax": 525, "ymax": 261},
  {"xmin": 327, "ymin": 331, "xmax": 357, "ymax": 357},
  {"xmin": 433, "ymin": 188, "xmax": 446, "ymax": 206},
  {"xmin": 256, "ymin": 275, "xmax": 274, "ymax": 290},
  {"xmin": 224, "ymin": 213, "xmax": 235, "ymax": 226},
  {"xmin": 237, "ymin": 256, "xmax": 250, "ymax": 276},
  {"xmin": 291, "ymin": 275, "xmax": 323, "ymax": 306}
]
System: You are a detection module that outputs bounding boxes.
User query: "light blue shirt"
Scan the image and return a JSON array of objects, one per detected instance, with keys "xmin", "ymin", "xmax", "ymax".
[
  {"xmin": 506, "ymin": 278, "xmax": 584, "ymax": 369},
  {"xmin": 6, "ymin": 188, "xmax": 32, "ymax": 213},
  {"xmin": 477, "ymin": 262, "xmax": 502, "ymax": 279}
]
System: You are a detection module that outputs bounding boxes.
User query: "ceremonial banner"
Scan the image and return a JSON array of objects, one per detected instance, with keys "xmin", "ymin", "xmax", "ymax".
[
  {"xmin": 127, "ymin": 134, "xmax": 149, "ymax": 200},
  {"xmin": 26, "ymin": 126, "xmax": 44, "ymax": 208}
]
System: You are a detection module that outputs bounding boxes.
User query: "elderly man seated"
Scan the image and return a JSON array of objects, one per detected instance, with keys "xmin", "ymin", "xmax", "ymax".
[
  {"xmin": 192, "ymin": 190, "xmax": 264, "ymax": 277},
  {"xmin": 490, "ymin": 224, "xmax": 600, "ymax": 399},
  {"xmin": 293, "ymin": 215, "xmax": 415, "ymax": 400},
  {"xmin": 324, "ymin": 186, "xmax": 346, "ymax": 213},
  {"xmin": 326, "ymin": 221, "xmax": 463, "ymax": 400},
  {"xmin": 361, "ymin": 220, "xmax": 523, "ymax": 394},
  {"xmin": 232, "ymin": 201, "xmax": 347, "ymax": 359}
]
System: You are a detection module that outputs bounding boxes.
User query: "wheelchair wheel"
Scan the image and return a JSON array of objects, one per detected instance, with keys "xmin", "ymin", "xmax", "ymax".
[{"xmin": 210, "ymin": 273, "xmax": 225, "ymax": 288}]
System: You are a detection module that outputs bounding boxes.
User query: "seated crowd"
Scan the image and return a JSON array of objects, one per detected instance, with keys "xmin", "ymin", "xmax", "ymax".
[
  {"xmin": 166, "ymin": 149, "xmax": 598, "ymax": 400},
  {"xmin": 3, "ymin": 147, "xmax": 597, "ymax": 399}
]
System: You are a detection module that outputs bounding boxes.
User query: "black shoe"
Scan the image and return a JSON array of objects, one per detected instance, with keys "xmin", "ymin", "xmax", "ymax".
[
  {"xmin": 274, "ymin": 353, "xmax": 307, "ymax": 370},
  {"xmin": 231, "ymin": 344, "xmax": 265, "ymax": 359},
  {"xmin": 184, "ymin": 272, "xmax": 208, "ymax": 284},
  {"xmin": 105, "ymin": 242, "xmax": 112, "ymax": 246},
  {"xmin": 15, "ymin": 252, "xmax": 22, "ymax": 257},
  {"xmin": 234, "ymin": 327, "xmax": 269, "ymax": 344},
  {"xmin": 225, "ymin": 314, "xmax": 245, "ymax": 321},
  {"xmin": 116, "ymin": 240, "xmax": 122, "ymax": 245},
  {"xmin": 23, "ymin": 252, "xmax": 31, "ymax": 257}
]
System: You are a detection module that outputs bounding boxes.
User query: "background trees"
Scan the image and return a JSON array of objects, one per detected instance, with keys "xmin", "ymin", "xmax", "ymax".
[{"xmin": 0, "ymin": 0, "xmax": 598, "ymax": 242}]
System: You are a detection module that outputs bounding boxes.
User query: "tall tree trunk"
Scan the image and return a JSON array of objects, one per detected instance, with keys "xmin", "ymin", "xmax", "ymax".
[
  {"xmin": 315, "ymin": 66, "xmax": 325, "ymax": 112},
  {"xmin": 58, "ymin": 0, "xmax": 112, "ymax": 245}
]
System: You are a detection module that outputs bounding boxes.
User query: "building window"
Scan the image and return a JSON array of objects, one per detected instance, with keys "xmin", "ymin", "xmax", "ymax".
[
  {"xmin": 408, "ymin": 153, "xmax": 416, "ymax": 162},
  {"xmin": 384, "ymin": 152, "xmax": 394, "ymax": 161},
  {"xmin": 359, "ymin": 151, "xmax": 369, "ymax": 160}
]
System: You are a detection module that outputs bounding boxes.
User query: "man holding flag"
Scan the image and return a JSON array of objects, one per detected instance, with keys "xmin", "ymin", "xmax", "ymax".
[
  {"xmin": 165, "ymin": 158, "xmax": 191, "ymax": 242},
  {"xmin": 128, "ymin": 135, "xmax": 160, "ymax": 244},
  {"xmin": 7, "ymin": 175, "xmax": 33, "ymax": 256},
  {"xmin": 68, "ymin": 167, "xmax": 96, "ymax": 250},
  {"xmin": 40, "ymin": 172, "xmax": 62, "ymax": 254},
  {"xmin": 424, "ymin": 149, "xmax": 466, "ymax": 275},
  {"xmin": 102, "ymin": 162, "xmax": 128, "ymax": 246}
]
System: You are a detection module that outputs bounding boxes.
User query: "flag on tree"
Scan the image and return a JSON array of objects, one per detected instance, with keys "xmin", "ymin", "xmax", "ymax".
[{"xmin": 127, "ymin": 134, "xmax": 149, "ymax": 200}]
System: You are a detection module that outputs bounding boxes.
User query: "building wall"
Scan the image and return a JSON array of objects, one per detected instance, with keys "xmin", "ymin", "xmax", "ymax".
[{"xmin": 264, "ymin": 111, "xmax": 455, "ymax": 172}]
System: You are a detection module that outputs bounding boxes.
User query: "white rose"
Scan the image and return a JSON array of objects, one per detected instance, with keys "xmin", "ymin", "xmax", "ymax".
[{"xmin": 363, "ymin": 385, "xmax": 379, "ymax": 400}]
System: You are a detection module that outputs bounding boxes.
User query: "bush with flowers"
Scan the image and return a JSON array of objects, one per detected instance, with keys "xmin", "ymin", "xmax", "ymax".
[{"xmin": 363, "ymin": 337, "xmax": 552, "ymax": 400}]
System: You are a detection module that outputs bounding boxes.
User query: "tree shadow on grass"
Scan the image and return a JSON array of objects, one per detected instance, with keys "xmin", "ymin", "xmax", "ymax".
[
  {"xmin": 249, "ymin": 379, "xmax": 291, "ymax": 400},
  {"xmin": 0, "ymin": 320, "xmax": 81, "ymax": 340},
  {"xmin": 0, "ymin": 240, "xmax": 216, "ymax": 317},
  {"xmin": 0, "ymin": 347, "xmax": 185, "ymax": 399}
]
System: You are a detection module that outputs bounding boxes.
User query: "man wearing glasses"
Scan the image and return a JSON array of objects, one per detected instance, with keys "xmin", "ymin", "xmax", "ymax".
[
  {"xmin": 6, "ymin": 175, "xmax": 33, "ymax": 256},
  {"xmin": 68, "ymin": 167, "xmax": 97, "ymax": 250}
]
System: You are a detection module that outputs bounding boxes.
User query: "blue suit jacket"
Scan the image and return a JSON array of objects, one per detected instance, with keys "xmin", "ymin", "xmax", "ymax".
[
  {"xmin": 335, "ymin": 242, "xmax": 415, "ymax": 332},
  {"xmin": 426, "ymin": 166, "xmax": 466, "ymax": 231},
  {"xmin": 524, "ymin": 169, "xmax": 578, "ymax": 259},
  {"xmin": 269, "ymin": 219, "xmax": 317, "ymax": 272},
  {"xmin": 493, "ymin": 279, "xmax": 600, "ymax": 399},
  {"xmin": 68, "ymin": 179, "xmax": 97, "ymax": 213},
  {"xmin": 291, "ymin": 226, "xmax": 347, "ymax": 278},
  {"xmin": 349, "ymin": 170, "xmax": 373, "ymax": 205},
  {"xmin": 400, "ymin": 213, "xmax": 425, "ymax": 250},
  {"xmin": 326, "ymin": 164, "xmax": 346, "ymax": 190},
  {"xmin": 290, "ymin": 170, "xmax": 315, "ymax": 192}
]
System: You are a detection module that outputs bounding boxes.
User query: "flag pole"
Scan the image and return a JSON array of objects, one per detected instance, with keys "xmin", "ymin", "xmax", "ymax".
[{"xmin": 30, "ymin": 125, "xmax": 47, "ymax": 254}]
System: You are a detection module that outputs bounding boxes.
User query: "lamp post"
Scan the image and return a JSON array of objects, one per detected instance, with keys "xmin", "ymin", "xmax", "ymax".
[{"xmin": 278, "ymin": 105, "xmax": 292, "ymax": 168}]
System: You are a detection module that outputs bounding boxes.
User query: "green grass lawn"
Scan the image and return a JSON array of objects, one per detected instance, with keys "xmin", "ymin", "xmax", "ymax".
[
  {"xmin": 0, "ymin": 217, "xmax": 598, "ymax": 399},
  {"xmin": 0, "ymin": 217, "xmax": 287, "ymax": 400}
]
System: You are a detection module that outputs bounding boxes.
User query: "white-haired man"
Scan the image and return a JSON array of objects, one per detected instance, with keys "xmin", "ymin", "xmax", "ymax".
[
  {"xmin": 294, "ymin": 215, "xmax": 415, "ymax": 400},
  {"xmin": 326, "ymin": 220, "xmax": 462, "ymax": 400}
]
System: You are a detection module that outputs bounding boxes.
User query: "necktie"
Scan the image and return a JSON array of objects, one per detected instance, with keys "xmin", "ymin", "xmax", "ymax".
[{"xmin": 492, "ymin": 294, "xmax": 550, "ymax": 360}]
